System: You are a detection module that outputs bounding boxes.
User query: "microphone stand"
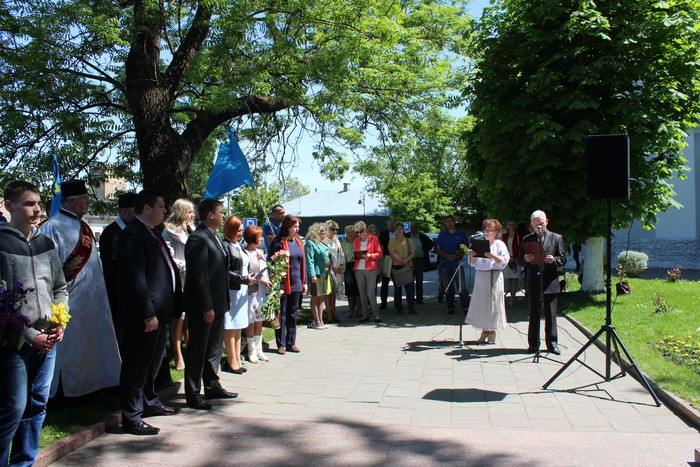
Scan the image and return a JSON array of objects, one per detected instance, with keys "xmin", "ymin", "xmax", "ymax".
[{"xmin": 445, "ymin": 254, "xmax": 469, "ymax": 348}]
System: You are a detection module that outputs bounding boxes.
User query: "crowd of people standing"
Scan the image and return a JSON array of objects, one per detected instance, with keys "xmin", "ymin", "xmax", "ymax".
[{"xmin": 1, "ymin": 176, "xmax": 566, "ymax": 463}]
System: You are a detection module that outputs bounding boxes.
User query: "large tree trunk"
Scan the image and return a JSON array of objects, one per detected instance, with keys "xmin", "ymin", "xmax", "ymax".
[{"xmin": 581, "ymin": 236, "xmax": 604, "ymax": 293}]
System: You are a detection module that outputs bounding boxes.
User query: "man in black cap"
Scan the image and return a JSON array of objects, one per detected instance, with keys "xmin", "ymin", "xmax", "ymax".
[
  {"xmin": 40, "ymin": 179, "xmax": 122, "ymax": 397},
  {"xmin": 100, "ymin": 192, "xmax": 137, "ymax": 347}
]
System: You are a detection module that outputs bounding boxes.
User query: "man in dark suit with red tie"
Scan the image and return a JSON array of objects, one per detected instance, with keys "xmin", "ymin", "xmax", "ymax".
[
  {"xmin": 183, "ymin": 198, "xmax": 237, "ymax": 410},
  {"xmin": 116, "ymin": 189, "xmax": 183, "ymax": 435},
  {"xmin": 518, "ymin": 210, "xmax": 567, "ymax": 355}
]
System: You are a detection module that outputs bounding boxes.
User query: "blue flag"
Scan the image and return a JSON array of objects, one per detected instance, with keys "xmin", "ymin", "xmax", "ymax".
[
  {"xmin": 50, "ymin": 154, "xmax": 62, "ymax": 217},
  {"xmin": 204, "ymin": 129, "xmax": 255, "ymax": 198}
]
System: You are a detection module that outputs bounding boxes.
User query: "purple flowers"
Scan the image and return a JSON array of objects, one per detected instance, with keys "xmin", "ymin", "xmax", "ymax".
[{"xmin": 0, "ymin": 281, "xmax": 32, "ymax": 348}]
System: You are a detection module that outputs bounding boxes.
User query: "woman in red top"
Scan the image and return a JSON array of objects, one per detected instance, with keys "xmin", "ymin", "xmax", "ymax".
[
  {"xmin": 501, "ymin": 220, "xmax": 522, "ymax": 306},
  {"xmin": 267, "ymin": 216, "xmax": 307, "ymax": 354},
  {"xmin": 352, "ymin": 220, "xmax": 383, "ymax": 323}
]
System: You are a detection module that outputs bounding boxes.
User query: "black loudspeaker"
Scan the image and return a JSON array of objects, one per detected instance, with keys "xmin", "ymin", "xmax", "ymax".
[{"xmin": 586, "ymin": 134, "xmax": 630, "ymax": 200}]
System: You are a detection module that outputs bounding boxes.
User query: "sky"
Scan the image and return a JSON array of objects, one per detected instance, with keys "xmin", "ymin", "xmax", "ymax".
[{"xmin": 266, "ymin": 0, "xmax": 491, "ymax": 195}]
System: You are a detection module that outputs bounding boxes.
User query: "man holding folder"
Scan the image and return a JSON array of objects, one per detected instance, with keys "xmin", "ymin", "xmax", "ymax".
[{"xmin": 518, "ymin": 210, "xmax": 566, "ymax": 355}]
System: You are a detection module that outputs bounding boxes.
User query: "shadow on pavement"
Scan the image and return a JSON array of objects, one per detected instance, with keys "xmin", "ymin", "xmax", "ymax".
[
  {"xmin": 423, "ymin": 388, "xmax": 508, "ymax": 403},
  {"xmin": 68, "ymin": 415, "xmax": 526, "ymax": 466}
]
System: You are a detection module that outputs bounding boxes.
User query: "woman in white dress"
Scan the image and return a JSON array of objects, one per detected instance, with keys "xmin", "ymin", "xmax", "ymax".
[
  {"xmin": 323, "ymin": 219, "xmax": 345, "ymax": 323},
  {"xmin": 162, "ymin": 198, "xmax": 195, "ymax": 370},
  {"xmin": 465, "ymin": 219, "xmax": 510, "ymax": 344},
  {"xmin": 223, "ymin": 216, "xmax": 254, "ymax": 374},
  {"xmin": 243, "ymin": 225, "xmax": 271, "ymax": 363}
]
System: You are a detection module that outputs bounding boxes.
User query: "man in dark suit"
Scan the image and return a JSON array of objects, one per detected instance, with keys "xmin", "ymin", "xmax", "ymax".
[
  {"xmin": 377, "ymin": 219, "xmax": 395, "ymax": 309},
  {"xmin": 183, "ymin": 198, "xmax": 237, "ymax": 410},
  {"xmin": 116, "ymin": 190, "xmax": 183, "ymax": 436},
  {"xmin": 518, "ymin": 210, "xmax": 567, "ymax": 355},
  {"xmin": 100, "ymin": 192, "xmax": 136, "ymax": 347}
]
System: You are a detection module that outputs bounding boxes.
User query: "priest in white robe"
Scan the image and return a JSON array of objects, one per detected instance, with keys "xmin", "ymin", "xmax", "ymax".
[{"xmin": 40, "ymin": 179, "xmax": 121, "ymax": 397}]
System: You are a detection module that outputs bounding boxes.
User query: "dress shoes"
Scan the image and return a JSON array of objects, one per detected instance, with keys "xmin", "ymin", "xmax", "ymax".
[
  {"xmin": 187, "ymin": 396, "xmax": 213, "ymax": 410},
  {"xmin": 204, "ymin": 387, "xmax": 239, "ymax": 399},
  {"xmin": 277, "ymin": 347, "xmax": 286, "ymax": 355},
  {"xmin": 124, "ymin": 421, "xmax": 160, "ymax": 435},
  {"xmin": 379, "ymin": 303, "xmax": 387, "ymax": 310},
  {"xmin": 358, "ymin": 317, "xmax": 370, "ymax": 323},
  {"xmin": 548, "ymin": 344, "xmax": 561, "ymax": 355},
  {"xmin": 286, "ymin": 345, "xmax": 300, "ymax": 353},
  {"xmin": 526, "ymin": 347, "xmax": 538, "ymax": 354},
  {"xmin": 143, "ymin": 405, "xmax": 181, "ymax": 417}
]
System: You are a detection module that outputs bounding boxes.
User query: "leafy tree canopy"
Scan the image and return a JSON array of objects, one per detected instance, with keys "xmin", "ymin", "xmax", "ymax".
[
  {"xmin": 227, "ymin": 178, "xmax": 310, "ymax": 225},
  {"xmin": 464, "ymin": 0, "xmax": 700, "ymax": 242},
  {"xmin": 355, "ymin": 108, "xmax": 483, "ymax": 231},
  {"xmin": 0, "ymin": 0, "xmax": 471, "ymax": 204}
]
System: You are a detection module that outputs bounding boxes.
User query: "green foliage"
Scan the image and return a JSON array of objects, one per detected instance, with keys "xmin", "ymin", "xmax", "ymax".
[
  {"xmin": 617, "ymin": 250, "xmax": 649, "ymax": 277},
  {"xmin": 227, "ymin": 178, "xmax": 309, "ymax": 225},
  {"xmin": 561, "ymin": 277, "xmax": 700, "ymax": 409},
  {"xmin": 382, "ymin": 175, "xmax": 453, "ymax": 232},
  {"xmin": 0, "ymin": 0, "xmax": 470, "ymax": 201},
  {"xmin": 355, "ymin": 109, "xmax": 483, "ymax": 231},
  {"xmin": 463, "ymin": 0, "xmax": 700, "ymax": 242}
]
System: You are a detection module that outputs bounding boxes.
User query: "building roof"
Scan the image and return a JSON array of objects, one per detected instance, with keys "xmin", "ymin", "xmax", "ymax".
[{"xmin": 284, "ymin": 189, "xmax": 388, "ymax": 217}]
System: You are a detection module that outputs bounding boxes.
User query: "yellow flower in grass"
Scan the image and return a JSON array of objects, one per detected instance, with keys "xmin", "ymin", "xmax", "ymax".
[
  {"xmin": 675, "ymin": 349, "xmax": 681, "ymax": 353},
  {"xmin": 49, "ymin": 302, "xmax": 71, "ymax": 329},
  {"xmin": 686, "ymin": 344, "xmax": 692, "ymax": 348},
  {"xmin": 667, "ymin": 335, "xmax": 674, "ymax": 339},
  {"xmin": 682, "ymin": 354, "xmax": 690, "ymax": 357}
]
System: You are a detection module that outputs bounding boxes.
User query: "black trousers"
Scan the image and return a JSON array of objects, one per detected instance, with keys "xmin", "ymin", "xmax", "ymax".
[
  {"xmin": 119, "ymin": 323, "xmax": 166, "ymax": 427},
  {"xmin": 527, "ymin": 292, "xmax": 559, "ymax": 350},
  {"xmin": 184, "ymin": 311, "xmax": 224, "ymax": 399}
]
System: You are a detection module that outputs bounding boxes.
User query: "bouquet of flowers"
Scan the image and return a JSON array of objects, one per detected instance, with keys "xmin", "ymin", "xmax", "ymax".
[
  {"xmin": 260, "ymin": 250, "xmax": 289, "ymax": 320},
  {"xmin": 48, "ymin": 302, "xmax": 71, "ymax": 330},
  {"xmin": 0, "ymin": 281, "xmax": 32, "ymax": 349}
]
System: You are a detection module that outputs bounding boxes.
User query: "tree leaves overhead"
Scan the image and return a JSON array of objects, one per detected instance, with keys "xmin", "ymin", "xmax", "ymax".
[
  {"xmin": 464, "ymin": 0, "xmax": 700, "ymax": 242},
  {"xmin": 0, "ymin": 0, "xmax": 470, "ymax": 202}
]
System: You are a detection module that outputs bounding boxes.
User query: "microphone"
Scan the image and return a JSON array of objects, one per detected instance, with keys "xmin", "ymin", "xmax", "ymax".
[{"xmin": 537, "ymin": 225, "xmax": 542, "ymax": 232}]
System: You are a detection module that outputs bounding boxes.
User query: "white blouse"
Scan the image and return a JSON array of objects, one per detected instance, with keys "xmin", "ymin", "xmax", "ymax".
[{"xmin": 470, "ymin": 239, "xmax": 510, "ymax": 271}]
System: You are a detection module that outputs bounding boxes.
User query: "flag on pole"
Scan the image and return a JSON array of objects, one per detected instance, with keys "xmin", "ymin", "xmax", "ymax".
[
  {"xmin": 204, "ymin": 129, "xmax": 255, "ymax": 198},
  {"xmin": 50, "ymin": 154, "xmax": 62, "ymax": 217}
]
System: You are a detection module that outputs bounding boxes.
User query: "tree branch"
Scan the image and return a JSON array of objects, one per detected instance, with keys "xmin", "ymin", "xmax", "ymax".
[{"xmin": 165, "ymin": 0, "xmax": 213, "ymax": 95}]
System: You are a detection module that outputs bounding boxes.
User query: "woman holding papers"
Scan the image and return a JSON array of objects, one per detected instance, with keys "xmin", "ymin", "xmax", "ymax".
[
  {"xmin": 352, "ymin": 220, "xmax": 383, "ymax": 323},
  {"xmin": 465, "ymin": 219, "xmax": 510, "ymax": 344}
]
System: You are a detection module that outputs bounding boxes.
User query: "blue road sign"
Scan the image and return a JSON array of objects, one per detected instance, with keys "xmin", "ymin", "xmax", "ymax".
[
  {"xmin": 243, "ymin": 218, "xmax": 258, "ymax": 228},
  {"xmin": 403, "ymin": 222, "xmax": 411, "ymax": 233}
]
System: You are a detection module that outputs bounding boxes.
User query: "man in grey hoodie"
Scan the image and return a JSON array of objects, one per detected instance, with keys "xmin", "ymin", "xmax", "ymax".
[{"xmin": 0, "ymin": 181, "xmax": 68, "ymax": 466}]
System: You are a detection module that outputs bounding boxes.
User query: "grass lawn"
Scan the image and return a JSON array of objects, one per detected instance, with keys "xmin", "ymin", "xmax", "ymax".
[
  {"xmin": 560, "ymin": 273, "xmax": 700, "ymax": 409},
  {"xmin": 39, "ymin": 306, "xmax": 313, "ymax": 448}
]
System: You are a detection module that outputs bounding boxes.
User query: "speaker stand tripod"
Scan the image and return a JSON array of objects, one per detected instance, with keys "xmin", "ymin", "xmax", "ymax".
[{"xmin": 542, "ymin": 199, "xmax": 661, "ymax": 406}]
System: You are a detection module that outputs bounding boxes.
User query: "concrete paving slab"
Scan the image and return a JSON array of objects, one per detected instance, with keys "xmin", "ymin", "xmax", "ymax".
[{"xmin": 46, "ymin": 270, "xmax": 699, "ymax": 466}]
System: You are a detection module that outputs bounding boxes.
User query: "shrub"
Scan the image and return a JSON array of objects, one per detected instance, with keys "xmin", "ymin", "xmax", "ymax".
[
  {"xmin": 617, "ymin": 250, "xmax": 648, "ymax": 278},
  {"xmin": 667, "ymin": 267, "xmax": 682, "ymax": 282}
]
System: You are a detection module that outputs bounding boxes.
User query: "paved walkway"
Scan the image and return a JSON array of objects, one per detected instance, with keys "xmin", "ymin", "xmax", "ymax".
[{"xmin": 52, "ymin": 271, "xmax": 698, "ymax": 466}]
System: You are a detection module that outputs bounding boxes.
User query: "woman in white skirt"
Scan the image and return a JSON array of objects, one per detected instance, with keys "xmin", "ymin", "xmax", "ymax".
[
  {"xmin": 223, "ymin": 216, "xmax": 254, "ymax": 374},
  {"xmin": 465, "ymin": 219, "xmax": 510, "ymax": 344},
  {"xmin": 243, "ymin": 225, "xmax": 271, "ymax": 363}
]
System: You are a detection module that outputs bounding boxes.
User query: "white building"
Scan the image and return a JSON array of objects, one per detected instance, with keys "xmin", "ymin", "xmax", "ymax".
[{"xmin": 611, "ymin": 126, "xmax": 699, "ymax": 269}]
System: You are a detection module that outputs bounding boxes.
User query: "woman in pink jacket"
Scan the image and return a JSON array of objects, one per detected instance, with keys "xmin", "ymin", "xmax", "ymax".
[{"xmin": 352, "ymin": 221, "xmax": 383, "ymax": 323}]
